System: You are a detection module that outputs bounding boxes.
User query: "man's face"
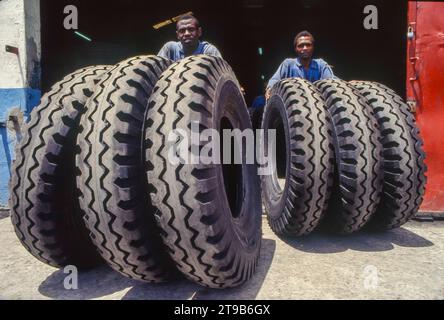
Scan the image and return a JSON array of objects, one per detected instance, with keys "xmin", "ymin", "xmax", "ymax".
[
  {"xmin": 176, "ymin": 19, "xmax": 202, "ymax": 47},
  {"xmin": 295, "ymin": 36, "xmax": 314, "ymax": 60}
]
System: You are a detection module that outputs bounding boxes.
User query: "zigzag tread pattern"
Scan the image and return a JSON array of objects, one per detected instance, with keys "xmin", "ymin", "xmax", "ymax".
[
  {"xmin": 76, "ymin": 55, "xmax": 176, "ymax": 282},
  {"xmin": 261, "ymin": 78, "xmax": 333, "ymax": 236},
  {"xmin": 315, "ymin": 79, "xmax": 383, "ymax": 234},
  {"xmin": 9, "ymin": 66, "xmax": 110, "ymax": 267},
  {"xmin": 144, "ymin": 55, "xmax": 261, "ymax": 288},
  {"xmin": 351, "ymin": 81, "xmax": 427, "ymax": 229}
]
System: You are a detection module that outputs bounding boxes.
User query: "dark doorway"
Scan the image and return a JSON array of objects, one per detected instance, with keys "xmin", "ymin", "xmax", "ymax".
[{"xmin": 40, "ymin": 0, "xmax": 407, "ymax": 104}]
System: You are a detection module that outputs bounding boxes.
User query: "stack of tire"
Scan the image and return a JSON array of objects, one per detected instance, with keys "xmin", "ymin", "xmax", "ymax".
[
  {"xmin": 260, "ymin": 78, "xmax": 426, "ymax": 236},
  {"xmin": 8, "ymin": 54, "xmax": 426, "ymax": 290},
  {"xmin": 9, "ymin": 55, "xmax": 261, "ymax": 289}
]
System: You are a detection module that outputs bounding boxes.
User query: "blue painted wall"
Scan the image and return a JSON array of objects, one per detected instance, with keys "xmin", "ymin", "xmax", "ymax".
[{"xmin": 0, "ymin": 88, "xmax": 41, "ymax": 207}]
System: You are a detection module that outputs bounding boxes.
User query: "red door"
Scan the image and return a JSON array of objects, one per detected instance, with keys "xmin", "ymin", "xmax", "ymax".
[{"xmin": 407, "ymin": 2, "xmax": 444, "ymax": 213}]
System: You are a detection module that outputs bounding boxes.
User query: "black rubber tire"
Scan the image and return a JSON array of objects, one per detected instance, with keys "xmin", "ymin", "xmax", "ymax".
[
  {"xmin": 260, "ymin": 78, "xmax": 334, "ymax": 236},
  {"xmin": 9, "ymin": 66, "xmax": 110, "ymax": 268},
  {"xmin": 144, "ymin": 55, "xmax": 262, "ymax": 288},
  {"xmin": 350, "ymin": 81, "xmax": 427, "ymax": 229},
  {"xmin": 316, "ymin": 79, "xmax": 383, "ymax": 234},
  {"xmin": 75, "ymin": 55, "xmax": 176, "ymax": 282}
]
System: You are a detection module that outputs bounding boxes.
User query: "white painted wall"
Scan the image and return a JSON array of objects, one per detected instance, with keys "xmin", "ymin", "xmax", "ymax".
[
  {"xmin": 0, "ymin": 0, "xmax": 40, "ymax": 89},
  {"xmin": 0, "ymin": 0, "xmax": 26, "ymax": 88}
]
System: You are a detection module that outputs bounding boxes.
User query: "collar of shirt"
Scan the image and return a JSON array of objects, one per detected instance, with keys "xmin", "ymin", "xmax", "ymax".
[
  {"xmin": 295, "ymin": 57, "xmax": 318, "ymax": 70},
  {"xmin": 178, "ymin": 41, "xmax": 204, "ymax": 57}
]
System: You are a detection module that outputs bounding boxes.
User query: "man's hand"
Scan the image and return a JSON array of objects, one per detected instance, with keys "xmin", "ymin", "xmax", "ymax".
[{"xmin": 265, "ymin": 88, "xmax": 271, "ymax": 101}]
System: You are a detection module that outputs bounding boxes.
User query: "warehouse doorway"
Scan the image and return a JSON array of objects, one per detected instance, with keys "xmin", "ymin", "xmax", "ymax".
[{"xmin": 40, "ymin": 0, "xmax": 407, "ymax": 105}]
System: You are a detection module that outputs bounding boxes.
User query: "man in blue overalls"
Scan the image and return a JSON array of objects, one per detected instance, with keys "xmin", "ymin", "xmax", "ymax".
[
  {"xmin": 265, "ymin": 30, "xmax": 335, "ymax": 99},
  {"xmin": 157, "ymin": 15, "xmax": 222, "ymax": 61}
]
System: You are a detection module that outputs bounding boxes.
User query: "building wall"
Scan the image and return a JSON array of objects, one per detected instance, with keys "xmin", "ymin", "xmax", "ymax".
[{"xmin": 0, "ymin": 0, "xmax": 41, "ymax": 207}]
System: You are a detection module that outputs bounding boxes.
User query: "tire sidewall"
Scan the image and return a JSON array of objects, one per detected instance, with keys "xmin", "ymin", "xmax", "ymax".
[
  {"xmin": 260, "ymin": 93, "xmax": 291, "ymax": 222},
  {"xmin": 212, "ymin": 73, "xmax": 262, "ymax": 253}
]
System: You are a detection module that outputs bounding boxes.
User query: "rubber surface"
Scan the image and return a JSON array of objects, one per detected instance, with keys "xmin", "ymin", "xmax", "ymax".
[
  {"xmin": 76, "ymin": 56, "xmax": 176, "ymax": 282},
  {"xmin": 10, "ymin": 66, "xmax": 110, "ymax": 268},
  {"xmin": 145, "ymin": 55, "xmax": 262, "ymax": 288},
  {"xmin": 316, "ymin": 79, "xmax": 383, "ymax": 234},
  {"xmin": 261, "ymin": 78, "xmax": 334, "ymax": 236},
  {"xmin": 351, "ymin": 81, "xmax": 427, "ymax": 229}
]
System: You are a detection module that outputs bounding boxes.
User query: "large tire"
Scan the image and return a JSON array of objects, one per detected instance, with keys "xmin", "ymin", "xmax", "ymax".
[
  {"xmin": 9, "ymin": 66, "xmax": 110, "ymax": 268},
  {"xmin": 76, "ymin": 55, "xmax": 176, "ymax": 282},
  {"xmin": 260, "ymin": 78, "xmax": 334, "ymax": 236},
  {"xmin": 350, "ymin": 81, "xmax": 427, "ymax": 229},
  {"xmin": 144, "ymin": 55, "xmax": 262, "ymax": 288},
  {"xmin": 316, "ymin": 79, "xmax": 383, "ymax": 234}
]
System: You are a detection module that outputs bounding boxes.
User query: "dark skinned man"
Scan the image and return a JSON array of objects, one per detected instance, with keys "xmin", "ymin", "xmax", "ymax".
[
  {"xmin": 157, "ymin": 15, "xmax": 222, "ymax": 61},
  {"xmin": 266, "ymin": 31, "xmax": 334, "ymax": 99}
]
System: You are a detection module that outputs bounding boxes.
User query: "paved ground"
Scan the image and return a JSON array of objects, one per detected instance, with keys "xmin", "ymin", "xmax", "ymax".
[{"xmin": 0, "ymin": 211, "xmax": 443, "ymax": 300}]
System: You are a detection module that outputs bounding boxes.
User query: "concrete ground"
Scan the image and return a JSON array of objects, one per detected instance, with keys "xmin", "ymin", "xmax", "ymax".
[{"xmin": 0, "ymin": 210, "xmax": 443, "ymax": 300}]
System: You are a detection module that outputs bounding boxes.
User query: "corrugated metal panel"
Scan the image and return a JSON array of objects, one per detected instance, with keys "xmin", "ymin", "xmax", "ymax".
[{"xmin": 407, "ymin": 1, "xmax": 444, "ymax": 213}]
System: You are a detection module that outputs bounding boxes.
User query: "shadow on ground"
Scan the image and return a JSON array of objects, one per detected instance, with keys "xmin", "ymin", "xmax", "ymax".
[
  {"xmin": 38, "ymin": 264, "xmax": 139, "ymax": 299},
  {"xmin": 122, "ymin": 238, "xmax": 276, "ymax": 300},
  {"xmin": 279, "ymin": 226, "xmax": 434, "ymax": 254},
  {"xmin": 38, "ymin": 238, "xmax": 276, "ymax": 300}
]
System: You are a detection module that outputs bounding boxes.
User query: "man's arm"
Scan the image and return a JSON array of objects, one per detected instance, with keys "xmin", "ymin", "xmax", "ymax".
[
  {"xmin": 266, "ymin": 60, "xmax": 288, "ymax": 99},
  {"xmin": 204, "ymin": 44, "xmax": 222, "ymax": 58},
  {"xmin": 157, "ymin": 42, "xmax": 173, "ymax": 60},
  {"xmin": 319, "ymin": 59, "xmax": 335, "ymax": 80}
]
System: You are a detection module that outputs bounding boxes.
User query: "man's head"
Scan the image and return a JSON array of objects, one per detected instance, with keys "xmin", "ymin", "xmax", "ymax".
[
  {"xmin": 176, "ymin": 15, "xmax": 202, "ymax": 48},
  {"xmin": 294, "ymin": 31, "xmax": 315, "ymax": 60}
]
